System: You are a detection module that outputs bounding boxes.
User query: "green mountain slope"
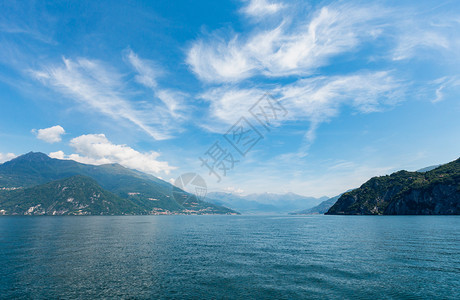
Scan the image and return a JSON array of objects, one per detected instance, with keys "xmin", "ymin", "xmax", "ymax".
[
  {"xmin": 0, "ymin": 175, "xmax": 143, "ymax": 215},
  {"xmin": 0, "ymin": 152, "xmax": 238, "ymax": 215},
  {"xmin": 326, "ymin": 158, "xmax": 460, "ymax": 215}
]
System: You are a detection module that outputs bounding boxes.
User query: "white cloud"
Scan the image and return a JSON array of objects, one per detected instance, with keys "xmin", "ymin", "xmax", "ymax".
[
  {"xmin": 224, "ymin": 186, "xmax": 244, "ymax": 194},
  {"xmin": 49, "ymin": 150, "xmax": 111, "ymax": 165},
  {"xmin": 200, "ymin": 71, "xmax": 403, "ymax": 139},
  {"xmin": 281, "ymin": 71, "xmax": 402, "ymax": 119},
  {"xmin": 187, "ymin": 36, "xmax": 255, "ymax": 83},
  {"xmin": 393, "ymin": 30, "xmax": 449, "ymax": 61},
  {"xmin": 188, "ymin": 2, "xmax": 460, "ymax": 84},
  {"xmin": 125, "ymin": 49, "xmax": 188, "ymax": 120},
  {"xmin": 50, "ymin": 133, "xmax": 175, "ymax": 175},
  {"xmin": 283, "ymin": 71, "xmax": 403, "ymax": 144},
  {"xmin": 431, "ymin": 76, "xmax": 460, "ymax": 103},
  {"xmin": 199, "ymin": 87, "xmax": 265, "ymax": 131},
  {"xmin": 155, "ymin": 89, "xmax": 187, "ymax": 119},
  {"xmin": 0, "ymin": 152, "xmax": 16, "ymax": 163},
  {"xmin": 241, "ymin": 0, "xmax": 285, "ymax": 17},
  {"xmin": 33, "ymin": 53, "xmax": 187, "ymax": 140},
  {"xmin": 187, "ymin": 3, "xmax": 387, "ymax": 83},
  {"xmin": 125, "ymin": 49, "xmax": 160, "ymax": 88},
  {"xmin": 392, "ymin": 17, "xmax": 460, "ymax": 61},
  {"xmin": 48, "ymin": 150, "xmax": 65, "ymax": 160},
  {"xmin": 434, "ymin": 79, "xmax": 448, "ymax": 103},
  {"xmin": 32, "ymin": 125, "xmax": 65, "ymax": 143}
]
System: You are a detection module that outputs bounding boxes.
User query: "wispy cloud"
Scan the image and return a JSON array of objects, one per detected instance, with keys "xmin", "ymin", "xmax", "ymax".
[
  {"xmin": 187, "ymin": 3, "xmax": 388, "ymax": 83},
  {"xmin": 431, "ymin": 76, "xmax": 460, "ymax": 103},
  {"xmin": 50, "ymin": 133, "xmax": 175, "ymax": 175},
  {"xmin": 125, "ymin": 49, "xmax": 161, "ymax": 88},
  {"xmin": 392, "ymin": 16, "xmax": 460, "ymax": 61},
  {"xmin": 199, "ymin": 71, "xmax": 403, "ymax": 140},
  {"xmin": 187, "ymin": 1, "xmax": 459, "ymax": 91},
  {"xmin": 281, "ymin": 71, "xmax": 403, "ymax": 125},
  {"xmin": 186, "ymin": 0, "xmax": 459, "ymax": 161},
  {"xmin": 199, "ymin": 87, "xmax": 265, "ymax": 132},
  {"xmin": 240, "ymin": 0, "xmax": 285, "ymax": 17},
  {"xmin": 31, "ymin": 125, "xmax": 65, "ymax": 143},
  {"xmin": 0, "ymin": 4, "xmax": 55, "ymax": 45},
  {"xmin": 125, "ymin": 49, "xmax": 187, "ymax": 120},
  {"xmin": 32, "ymin": 53, "xmax": 186, "ymax": 140}
]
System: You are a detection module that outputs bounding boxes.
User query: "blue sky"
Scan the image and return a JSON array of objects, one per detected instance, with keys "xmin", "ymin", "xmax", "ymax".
[{"xmin": 0, "ymin": 0, "xmax": 459, "ymax": 197}]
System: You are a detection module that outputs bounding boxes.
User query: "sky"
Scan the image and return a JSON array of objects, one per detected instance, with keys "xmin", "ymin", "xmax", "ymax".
[{"xmin": 0, "ymin": 0, "xmax": 459, "ymax": 197}]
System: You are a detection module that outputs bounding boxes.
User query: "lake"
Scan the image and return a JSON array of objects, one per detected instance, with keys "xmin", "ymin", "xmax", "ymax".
[{"xmin": 0, "ymin": 215, "xmax": 459, "ymax": 299}]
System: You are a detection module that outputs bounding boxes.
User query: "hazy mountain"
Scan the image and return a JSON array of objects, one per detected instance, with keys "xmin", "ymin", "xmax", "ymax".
[
  {"xmin": 207, "ymin": 192, "xmax": 327, "ymax": 214},
  {"xmin": 0, "ymin": 152, "xmax": 238, "ymax": 215},
  {"xmin": 290, "ymin": 195, "xmax": 341, "ymax": 215},
  {"xmin": 326, "ymin": 158, "xmax": 460, "ymax": 215},
  {"xmin": 417, "ymin": 165, "xmax": 441, "ymax": 172},
  {"xmin": 206, "ymin": 192, "xmax": 279, "ymax": 214},
  {"xmin": 291, "ymin": 189, "xmax": 355, "ymax": 215}
]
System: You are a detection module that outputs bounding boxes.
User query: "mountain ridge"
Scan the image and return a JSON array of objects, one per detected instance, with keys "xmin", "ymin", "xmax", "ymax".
[
  {"xmin": 291, "ymin": 195, "xmax": 341, "ymax": 215},
  {"xmin": 326, "ymin": 158, "xmax": 460, "ymax": 215},
  {"xmin": 206, "ymin": 191, "xmax": 327, "ymax": 214},
  {"xmin": 0, "ymin": 152, "xmax": 238, "ymax": 215},
  {"xmin": 0, "ymin": 175, "xmax": 144, "ymax": 215}
]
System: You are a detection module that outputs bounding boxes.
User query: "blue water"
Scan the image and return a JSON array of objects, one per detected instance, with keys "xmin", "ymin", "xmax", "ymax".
[{"xmin": 0, "ymin": 215, "xmax": 459, "ymax": 299}]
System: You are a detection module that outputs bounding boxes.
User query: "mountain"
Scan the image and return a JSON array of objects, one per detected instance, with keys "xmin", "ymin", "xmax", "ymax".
[
  {"xmin": 0, "ymin": 152, "xmax": 238, "ymax": 215},
  {"xmin": 417, "ymin": 165, "xmax": 441, "ymax": 172},
  {"xmin": 291, "ymin": 189, "xmax": 355, "ymax": 215},
  {"xmin": 0, "ymin": 175, "xmax": 144, "ymax": 215},
  {"xmin": 326, "ymin": 158, "xmax": 460, "ymax": 215},
  {"xmin": 206, "ymin": 192, "xmax": 327, "ymax": 214},
  {"xmin": 206, "ymin": 192, "xmax": 279, "ymax": 214},
  {"xmin": 290, "ymin": 195, "xmax": 341, "ymax": 215}
]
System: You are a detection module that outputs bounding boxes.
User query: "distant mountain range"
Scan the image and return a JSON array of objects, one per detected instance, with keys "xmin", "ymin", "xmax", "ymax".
[
  {"xmin": 326, "ymin": 158, "xmax": 460, "ymax": 215},
  {"xmin": 416, "ymin": 165, "xmax": 442, "ymax": 172},
  {"xmin": 206, "ymin": 192, "xmax": 327, "ymax": 214},
  {"xmin": 290, "ymin": 194, "xmax": 342, "ymax": 215},
  {"xmin": 0, "ymin": 152, "xmax": 238, "ymax": 215},
  {"xmin": 2, "ymin": 152, "xmax": 458, "ymax": 216}
]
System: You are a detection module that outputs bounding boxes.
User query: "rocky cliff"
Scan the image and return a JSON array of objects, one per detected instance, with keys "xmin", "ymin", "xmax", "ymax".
[{"xmin": 326, "ymin": 158, "xmax": 460, "ymax": 215}]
